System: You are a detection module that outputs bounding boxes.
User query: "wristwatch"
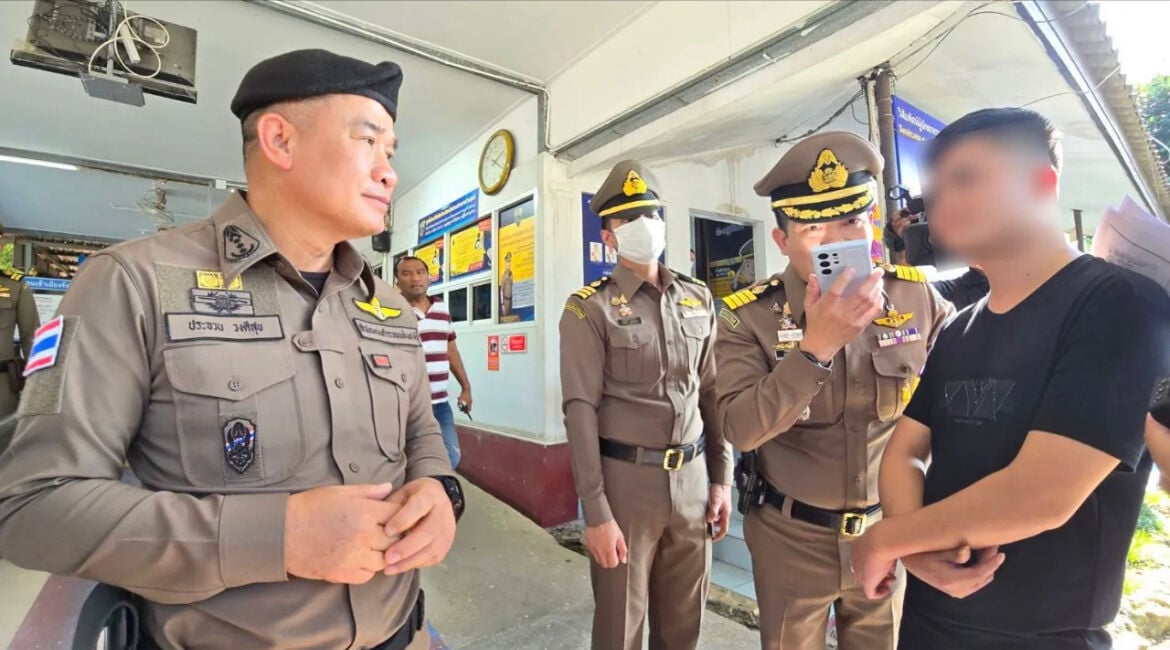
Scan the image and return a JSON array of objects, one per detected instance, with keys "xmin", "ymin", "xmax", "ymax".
[
  {"xmin": 800, "ymin": 350, "xmax": 833, "ymax": 370},
  {"xmin": 1150, "ymin": 377, "xmax": 1170, "ymax": 429},
  {"xmin": 432, "ymin": 475, "xmax": 466, "ymax": 522}
]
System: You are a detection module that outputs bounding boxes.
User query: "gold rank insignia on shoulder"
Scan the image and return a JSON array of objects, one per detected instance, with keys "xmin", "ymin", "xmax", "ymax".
[
  {"xmin": 5, "ymin": 269, "xmax": 25, "ymax": 282},
  {"xmin": 882, "ymin": 263, "xmax": 927, "ymax": 284},
  {"xmin": 564, "ymin": 300, "xmax": 586, "ymax": 320},
  {"xmin": 573, "ymin": 276, "xmax": 610, "ymax": 300},
  {"xmin": 679, "ymin": 296, "xmax": 703, "ymax": 308},
  {"xmin": 722, "ymin": 288, "xmax": 759, "ymax": 311},
  {"xmin": 354, "ymin": 297, "xmax": 402, "ymax": 321}
]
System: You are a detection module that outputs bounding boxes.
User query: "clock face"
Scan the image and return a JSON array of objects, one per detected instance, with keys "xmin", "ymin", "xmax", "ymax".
[{"xmin": 479, "ymin": 130, "xmax": 513, "ymax": 195}]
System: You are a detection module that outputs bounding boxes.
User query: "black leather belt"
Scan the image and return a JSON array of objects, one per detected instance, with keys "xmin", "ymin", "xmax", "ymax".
[
  {"xmin": 599, "ymin": 435, "xmax": 706, "ymax": 471},
  {"xmin": 762, "ymin": 482, "xmax": 881, "ymax": 537},
  {"xmin": 371, "ymin": 589, "xmax": 426, "ymax": 650}
]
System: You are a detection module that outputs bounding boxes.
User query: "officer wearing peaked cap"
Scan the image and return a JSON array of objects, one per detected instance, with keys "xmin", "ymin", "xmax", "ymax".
[
  {"xmin": 560, "ymin": 160, "xmax": 734, "ymax": 650},
  {"xmin": 0, "ymin": 261, "xmax": 39, "ymax": 454},
  {"xmin": 0, "ymin": 49, "xmax": 464, "ymax": 650},
  {"xmin": 714, "ymin": 132, "xmax": 953, "ymax": 649}
]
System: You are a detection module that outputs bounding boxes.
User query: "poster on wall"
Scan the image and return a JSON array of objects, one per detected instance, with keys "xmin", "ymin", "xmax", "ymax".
[
  {"xmin": 414, "ymin": 239, "xmax": 444, "ymax": 284},
  {"xmin": 892, "ymin": 96, "xmax": 946, "ymax": 198},
  {"xmin": 700, "ymin": 221, "xmax": 754, "ymax": 300},
  {"xmin": 497, "ymin": 197, "xmax": 536, "ymax": 323},
  {"xmin": 417, "ymin": 189, "xmax": 479, "ymax": 243},
  {"xmin": 25, "ymin": 277, "xmax": 71, "ymax": 326},
  {"xmin": 487, "ymin": 334, "xmax": 500, "ymax": 371},
  {"xmin": 581, "ymin": 193, "xmax": 618, "ymax": 284},
  {"xmin": 450, "ymin": 217, "xmax": 493, "ymax": 280}
]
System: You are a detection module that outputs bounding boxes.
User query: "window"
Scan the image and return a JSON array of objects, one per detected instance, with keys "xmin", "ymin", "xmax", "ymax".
[
  {"xmin": 449, "ymin": 287, "xmax": 469, "ymax": 323},
  {"xmin": 471, "ymin": 281, "xmax": 492, "ymax": 321}
]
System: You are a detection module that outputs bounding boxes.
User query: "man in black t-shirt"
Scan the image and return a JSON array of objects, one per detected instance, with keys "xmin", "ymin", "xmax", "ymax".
[{"xmin": 849, "ymin": 107, "xmax": 1170, "ymax": 650}]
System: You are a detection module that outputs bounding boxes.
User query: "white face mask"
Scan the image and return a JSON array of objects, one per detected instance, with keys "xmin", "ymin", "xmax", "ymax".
[{"xmin": 613, "ymin": 217, "xmax": 666, "ymax": 264}]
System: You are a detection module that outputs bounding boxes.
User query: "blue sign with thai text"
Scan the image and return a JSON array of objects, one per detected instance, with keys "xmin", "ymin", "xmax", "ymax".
[
  {"xmin": 417, "ymin": 189, "xmax": 479, "ymax": 242},
  {"xmin": 25, "ymin": 277, "xmax": 71, "ymax": 292},
  {"xmin": 892, "ymin": 96, "xmax": 946, "ymax": 197}
]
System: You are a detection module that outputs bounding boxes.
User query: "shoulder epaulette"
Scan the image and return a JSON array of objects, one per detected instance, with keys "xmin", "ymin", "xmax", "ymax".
[
  {"xmin": 571, "ymin": 276, "xmax": 610, "ymax": 300},
  {"xmin": 883, "ymin": 263, "xmax": 927, "ymax": 284},
  {"xmin": 4, "ymin": 269, "xmax": 24, "ymax": 282},
  {"xmin": 673, "ymin": 270, "xmax": 706, "ymax": 287},
  {"xmin": 722, "ymin": 288, "xmax": 759, "ymax": 310}
]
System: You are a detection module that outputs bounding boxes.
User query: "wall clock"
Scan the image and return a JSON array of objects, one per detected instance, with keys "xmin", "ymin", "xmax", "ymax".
[{"xmin": 478, "ymin": 129, "xmax": 515, "ymax": 196}]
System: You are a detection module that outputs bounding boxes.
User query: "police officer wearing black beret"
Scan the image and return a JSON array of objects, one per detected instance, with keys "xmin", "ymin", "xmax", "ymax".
[{"xmin": 0, "ymin": 49, "xmax": 462, "ymax": 650}]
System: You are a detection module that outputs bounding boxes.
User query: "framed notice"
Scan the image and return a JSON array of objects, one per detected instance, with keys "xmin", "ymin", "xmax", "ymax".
[
  {"xmin": 414, "ymin": 239, "xmax": 444, "ymax": 284},
  {"xmin": 450, "ymin": 217, "xmax": 493, "ymax": 281},
  {"xmin": 497, "ymin": 197, "xmax": 536, "ymax": 323}
]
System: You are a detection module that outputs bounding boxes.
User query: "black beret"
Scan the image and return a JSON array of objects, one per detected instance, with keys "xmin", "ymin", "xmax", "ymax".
[{"xmin": 230, "ymin": 49, "xmax": 404, "ymax": 121}]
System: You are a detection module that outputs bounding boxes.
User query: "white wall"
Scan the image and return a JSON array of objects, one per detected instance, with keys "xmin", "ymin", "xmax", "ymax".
[{"xmin": 388, "ymin": 97, "xmax": 551, "ymax": 442}]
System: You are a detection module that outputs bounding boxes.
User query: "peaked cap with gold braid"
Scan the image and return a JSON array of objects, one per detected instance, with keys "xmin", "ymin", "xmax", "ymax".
[
  {"xmin": 755, "ymin": 132, "xmax": 883, "ymax": 224},
  {"xmin": 589, "ymin": 160, "xmax": 663, "ymax": 221}
]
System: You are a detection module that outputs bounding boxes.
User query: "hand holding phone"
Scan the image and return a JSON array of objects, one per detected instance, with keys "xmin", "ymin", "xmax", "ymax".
[
  {"xmin": 800, "ymin": 241, "xmax": 885, "ymax": 363},
  {"xmin": 811, "ymin": 239, "xmax": 873, "ymax": 296}
]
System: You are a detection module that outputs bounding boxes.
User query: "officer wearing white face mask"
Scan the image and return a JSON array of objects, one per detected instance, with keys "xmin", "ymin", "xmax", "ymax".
[{"xmin": 559, "ymin": 160, "xmax": 734, "ymax": 650}]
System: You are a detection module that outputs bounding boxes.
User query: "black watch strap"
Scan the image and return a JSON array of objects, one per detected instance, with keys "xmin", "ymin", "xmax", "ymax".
[{"xmin": 433, "ymin": 475, "xmax": 465, "ymax": 522}]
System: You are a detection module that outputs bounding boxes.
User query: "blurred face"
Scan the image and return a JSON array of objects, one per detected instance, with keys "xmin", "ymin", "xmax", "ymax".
[
  {"xmin": 395, "ymin": 259, "xmax": 429, "ymax": 299},
  {"xmin": 773, "ymin": 211, "xmax": 872, "ymax": 280},
  {"xmin": 926, "ymin": 136, "xmax": 1057, "ymax": 261},
  {"xmin": 266, "ymin": 94, "xmax": 398, "ymax": 241}
]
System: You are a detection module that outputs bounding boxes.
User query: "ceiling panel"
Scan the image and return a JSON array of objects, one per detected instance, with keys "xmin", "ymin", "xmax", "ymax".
[{"xmin": 310, "ymin": 0, "xmax": 652, "ymax": 82}]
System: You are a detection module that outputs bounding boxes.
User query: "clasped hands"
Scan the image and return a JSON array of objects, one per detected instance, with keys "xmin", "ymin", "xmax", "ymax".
[
  {"xmin": 284, "ymin": 478, "xmax": 457, "ymax": 584},
  {"xmin": 850, "ymin": 526, "xmax": 1006, "ymax": 601}
]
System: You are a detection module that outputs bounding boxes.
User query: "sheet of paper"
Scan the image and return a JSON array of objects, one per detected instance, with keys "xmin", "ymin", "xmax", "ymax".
[{"xmin": 1091, "ymin": 197, "xmax": 1170, "ymax": 294}]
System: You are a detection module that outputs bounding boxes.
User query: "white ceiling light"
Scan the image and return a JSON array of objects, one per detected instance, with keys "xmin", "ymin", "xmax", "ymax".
[{"xmin": 0, "ymin": 155, "xmax": 79, "ymax": 172}]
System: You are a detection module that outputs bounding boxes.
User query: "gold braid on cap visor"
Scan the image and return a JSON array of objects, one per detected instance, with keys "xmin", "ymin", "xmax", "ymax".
[{"xmin": 772, "ymin": 182, "xmax": 875, "ymax": 221}]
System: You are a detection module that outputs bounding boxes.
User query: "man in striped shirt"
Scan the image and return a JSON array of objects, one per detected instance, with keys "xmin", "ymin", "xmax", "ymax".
[{"xmin": 396, "ymin": 256, "xmax": 472, "ymax": 468}]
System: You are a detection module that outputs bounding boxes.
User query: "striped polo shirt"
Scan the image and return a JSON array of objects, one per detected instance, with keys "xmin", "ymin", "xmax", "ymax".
[{"xmin": 414, "ymin": 297, "xmax": 455, "ymax": 404}]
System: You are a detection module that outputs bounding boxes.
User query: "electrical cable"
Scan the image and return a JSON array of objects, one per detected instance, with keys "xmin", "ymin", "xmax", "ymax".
[
  {"xmin": 1020, "ymin": 63, "xmax": 1123, "ymax": 107},
  {"xmin": 774, "ymin": 87, "xmax": 866, "ymax": 145},
  {"xmin": 86, "ymin": 0, "xmax": 170, "ymax": 80}
]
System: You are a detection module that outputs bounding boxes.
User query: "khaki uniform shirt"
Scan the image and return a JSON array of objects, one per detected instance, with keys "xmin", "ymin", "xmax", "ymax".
[
  {"xmin": 0, "ymin": 269, "xmax": 40, "ymax": 362},
  {"xmin": 715, "ymin": 265, "xmax": 953, "ymax": 510},
  {"xmin": 559, "ymin": 264, "xmax": 733, "ymax": 526},
  {"xmin": 0, "ymin": 194, "xmax": 451, "ymax": 650}
]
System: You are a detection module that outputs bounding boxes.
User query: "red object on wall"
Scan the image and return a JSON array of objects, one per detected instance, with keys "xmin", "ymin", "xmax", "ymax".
[
  {"xmin": 503, "ymin": 334, "xmax": 527, "ymax": 353},
  {"xmin": 456, "ymin": 425, "xmax": 577, "ymax": 527}
]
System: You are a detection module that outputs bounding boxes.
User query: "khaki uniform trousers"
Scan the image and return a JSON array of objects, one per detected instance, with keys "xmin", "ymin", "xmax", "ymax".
[
  {"xmin": 590, "ymin": 455, "xmax": 712, "ymax": 650},
  {"xmin": 745, "ymin": 501, "xmax": 904, "ymax": 650},
  {"xmin": 0, "ymin": 373, "xmax": 19, "ymax": 454}
]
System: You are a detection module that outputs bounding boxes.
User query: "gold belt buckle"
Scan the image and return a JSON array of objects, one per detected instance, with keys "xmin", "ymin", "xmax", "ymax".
[
  {"xmin": 840, "ymin": 512, "xmax": 867, "ymax": 537},
  {"xmin": 663, "ymin": 448, "xmax": 685, "ymax": 471}
]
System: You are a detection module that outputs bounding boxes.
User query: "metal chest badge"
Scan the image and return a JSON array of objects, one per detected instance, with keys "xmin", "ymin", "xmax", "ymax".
[
  {"xmin": 776, "ymin": 301, "xmax": 803, "ymax": 347},
  {"xmin": 874, "ymin": 306, "xmax": 913, "ymax": 329},
  {"xmin": 612, "ymin": 294, "xmax": 633, "ymax": 318},
  {"xmin": 223, "ymin": 417, "xmax": 257, "ymax": 473}
]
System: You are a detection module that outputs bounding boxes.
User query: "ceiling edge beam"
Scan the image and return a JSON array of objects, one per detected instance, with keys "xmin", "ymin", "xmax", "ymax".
[{"xmin": 0, "ymin": 145, "xmax": 245, "ymax": 190}]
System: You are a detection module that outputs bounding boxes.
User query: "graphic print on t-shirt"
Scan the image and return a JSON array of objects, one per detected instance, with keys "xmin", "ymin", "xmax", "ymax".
[{"xmin": 943, "ymin": 378, "xmax": 1015, "ymax": 422}]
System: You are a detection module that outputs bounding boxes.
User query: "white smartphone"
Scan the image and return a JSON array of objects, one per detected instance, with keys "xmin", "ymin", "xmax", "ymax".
[{"xmin": 810, "ymin": 239, "xmax": 873, "ymax": 296}]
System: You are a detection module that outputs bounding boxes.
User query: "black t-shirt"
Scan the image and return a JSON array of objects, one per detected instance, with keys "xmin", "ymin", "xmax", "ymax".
[
  {"xmin": 300, "ymin": 270, "xmax": 330, "ymax": 295},
  {"xmin": 900, "ymin": 256, "xmax": 1170, "ymax": 649},
  {"xmin": 933, "ymin": 268, "xmax": 990, "ymax": 311}
]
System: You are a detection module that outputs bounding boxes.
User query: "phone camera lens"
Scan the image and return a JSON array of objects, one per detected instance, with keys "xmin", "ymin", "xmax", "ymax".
[
  {"xmin": 817, "ymin": 253, "xmax": 829, "ymax": 260},
  {"xmin": 819, "ymin": 261, "xmax": 831, "ymax": 268},
  {"xmin": 821, "ymin": 269, "xmax": 832, "ymax": 275}
]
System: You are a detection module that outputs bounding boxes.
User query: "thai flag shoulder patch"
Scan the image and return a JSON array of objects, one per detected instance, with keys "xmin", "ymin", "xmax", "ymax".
[{"xmin": 24, "ymin": 315, "xmax": 64, "ymax": 377}]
